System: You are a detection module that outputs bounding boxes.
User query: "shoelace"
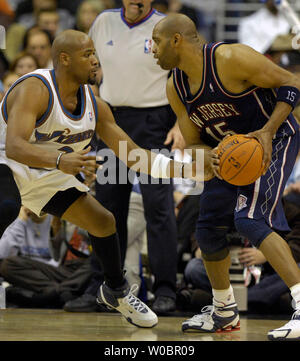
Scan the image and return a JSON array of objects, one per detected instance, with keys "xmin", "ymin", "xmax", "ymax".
[
  {"xmin": 292, "ymin": 309, "xmax": 300, "ymax": 319},
  {"xmin": 188, "ymin": 306, "xmax": 214, "ymax": 322},
  {"xmin": 188, "ymin": 303, "xmax": 236, "ymax": 323},
  {"xmin": 122, "ymin": 284, "xmax": 147, "ymax": 312},
  {"xmin": 288, "ymin": 309, "xmax": 300, "ymax": 326}
]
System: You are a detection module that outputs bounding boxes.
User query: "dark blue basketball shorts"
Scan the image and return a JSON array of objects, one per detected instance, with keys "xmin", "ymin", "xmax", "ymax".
[{"xmin": 196, "ymin": 131, "xmax": 300, "ymax": 254}]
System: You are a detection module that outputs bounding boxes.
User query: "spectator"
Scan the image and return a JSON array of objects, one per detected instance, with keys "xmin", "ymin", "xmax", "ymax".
[
  {"xmin": 64, "ymin": 0, "xmax": 185, "ymax": 315},
  {"xmin": 23, "ymin": 28, "xmax": 53, "ymax": 68},
  {"xmin": 15, "ymin": 0, "xmax": 74, "ymax": 32},
  {"xmin": 2, "ymin": 71, "xmax": 19, "ymax": 93},
  {"xmin": 36, "ymin": 8, "xmax": 60, "ymax": 38},
  {"xmin": 238, "ymin": 0, "xmax": 290, "ymax": 54},
  {"xmin": 168, "ymin": 0, "xmax": 201, "ymax": 30},
  {"xmin": 0, "ymin": 0, "xmax": 15, "ymax": 28},
  {"xmin": 10, "ymin": 51, "xmax": 38, "ymax": 77},
  {"xmin": 4, "ymin": 0, "xmax": 73, "ymax": 62},
  {"xmin": 152, "ymin": 0, "xmax": 169, "ymax": 14},
  {"xmin": 0, "ymin": 207, "xmax": 93, "ymax": 308},
  {"xmin": 75, "ymin": 0, "xmax": 106, "ymax": 34}
]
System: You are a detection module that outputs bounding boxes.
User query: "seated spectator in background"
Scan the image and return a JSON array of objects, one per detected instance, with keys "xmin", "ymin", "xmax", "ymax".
[
  {"xmin": 75, "ymin": 0, "xmax": 106, "ymax": 34},
  {"xmin": 0, "ymin": 207, "xmax": 93, "ymax": 308},
  {"xmin": 2, "ymin": 71, "xmax": 19, "ymax": 93},
  {"xmin": 238, "ymin": 0, "xmax": 290, "ymax": 54},
  {"xmin": 23, "ymin": 28, "xmax": 53, "ymax": 68},
  {"xmin": 36, "ymin": 8, "xmax": 60, "ymax": 38},
  {"xmin": 0, "ymin": 207, "xmax": 59, "ymax": 269},
  {"xmin": 5, "ymin": 0, "xmax": 71, "ymax": 62},
  {"xmin": 9, "ymin": 51, "xmax": 38, "ymax": 77}
]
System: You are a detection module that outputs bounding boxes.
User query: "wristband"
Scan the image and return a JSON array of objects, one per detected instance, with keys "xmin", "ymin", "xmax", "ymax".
[
  {"xmin": 56, "ymin": 152, "xmax": 64, "ymax": 169},
  {"xmin": 277, "ymin": 86, "xmax": 300, "ymax": 109},
  {"xmin": 151, "ymin": 153, "xmax": 171, "ymax": 178}
]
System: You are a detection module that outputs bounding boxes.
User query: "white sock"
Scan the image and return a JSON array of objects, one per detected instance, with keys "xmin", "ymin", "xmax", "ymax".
[
  {"xmin": 212, "ymin": 285, "xmax": 235, "ymax": 306},
  {"xmin": 290, "ymin": 283, "xmax": 300, "ymax": 310}
]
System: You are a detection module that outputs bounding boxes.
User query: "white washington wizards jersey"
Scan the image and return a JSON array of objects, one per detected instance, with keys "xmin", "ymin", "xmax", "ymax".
[
  {"xmin": 0, "ymin": 68, "xmax": 97, "ymax": 215},
  {"xmin": 89, "ymin": 8, "xmax": 168, "ymax": 108}
]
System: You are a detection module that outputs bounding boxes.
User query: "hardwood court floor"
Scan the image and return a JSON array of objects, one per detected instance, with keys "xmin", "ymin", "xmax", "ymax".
[{"xmin": 0, "ymin": 308, "xmax": 290, "ymax": 341}]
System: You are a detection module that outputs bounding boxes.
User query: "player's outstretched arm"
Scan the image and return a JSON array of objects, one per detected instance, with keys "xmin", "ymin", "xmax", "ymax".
[
  {"xmin": 5, "ymin": 77, "xmax": 96, "ymax": 176},
  {"xmin": 95, "ymin": 96, "xmax": 206, "ymax": 181}
]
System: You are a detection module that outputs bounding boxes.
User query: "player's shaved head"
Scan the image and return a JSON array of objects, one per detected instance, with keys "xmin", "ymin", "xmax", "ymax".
[
  {"xmin": 154, "ymin": 13, "xmax": 199, "ymax": 43},
  {"xmin": 52, "ymin": 29, "xmax": 91, "ymax": 67}
]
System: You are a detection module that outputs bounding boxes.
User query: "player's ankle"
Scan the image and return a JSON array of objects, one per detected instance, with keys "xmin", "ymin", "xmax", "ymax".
[
  {"xmin": 212, "ymin": 285, "xmax": 235, "ymax": 306},
  {"xmin": 290, "ymin": 283, "xmax": 300, "ymax": 310}
]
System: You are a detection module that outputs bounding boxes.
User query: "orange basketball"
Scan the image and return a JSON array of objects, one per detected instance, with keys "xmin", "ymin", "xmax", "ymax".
[{"xmin": 217, "ymin": 134, "xmax": 264, "ymax": 186}]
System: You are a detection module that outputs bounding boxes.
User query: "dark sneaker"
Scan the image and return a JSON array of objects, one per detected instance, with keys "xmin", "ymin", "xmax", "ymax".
[
  {"xmin": 97, "ymin": 282, "xmax": 158, "ymax": 328},
  {"xmin": 152, "ymin": 296, "xmax": 176, "ymax": 315},
  {"xmin": 63, "ymin": 293, "xmax": 108, "ymax": 312},
  {"xmin": 182, "ymin": 300, "xmax": 240, "ymax": 333}
]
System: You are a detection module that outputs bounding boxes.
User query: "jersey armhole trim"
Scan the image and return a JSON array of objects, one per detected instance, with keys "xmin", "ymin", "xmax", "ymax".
[
  {"xmin": 87, "ymin": 85, "xmax": 98, "ymax": 122},
  {"xmin": 172, "ymin": 69, "xmax": 186, "ymax": 105},
  {"xmin": 1, "ymin": 74, "xmax": 54, "ymax": 127}
]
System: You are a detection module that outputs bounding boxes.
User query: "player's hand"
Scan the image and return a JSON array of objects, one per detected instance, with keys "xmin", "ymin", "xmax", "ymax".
[
  {"xmin": 210, "ymin": 147, "xmax": 222, "ymax": 179},
  {"xmin": 164, "ymin": 123, "xmax": 186, "ymax": 152},
  {"xmin": 189, "ymin": 150, "xmax": 214, "ymax": 181},
  {"xmin": 211, "ymin": 134, "xmax": 235, "ymax": 180},
  {"xmin": 245, "ymin": 129, "xmax": 273, "ymax": 175},
  {"xmin": 58, "ymin": 146, "xmax": 98, "ymax": 177}
]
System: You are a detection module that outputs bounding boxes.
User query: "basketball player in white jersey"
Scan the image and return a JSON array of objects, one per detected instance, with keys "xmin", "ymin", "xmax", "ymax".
[
  {"xmin": 83, "ymin": 0, "xmax": 184, "ymax": 315},
  {"xmin": 0, "ymin": 29, "xmax": 204, "ymax": 327}
]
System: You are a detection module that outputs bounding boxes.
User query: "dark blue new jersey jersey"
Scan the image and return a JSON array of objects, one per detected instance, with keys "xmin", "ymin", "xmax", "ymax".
[{"xmin": 173, "ymin": 42, "xmax": 298, "ymax": 148}]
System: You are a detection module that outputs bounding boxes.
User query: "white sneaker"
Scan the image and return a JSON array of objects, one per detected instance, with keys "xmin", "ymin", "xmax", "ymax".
[
  {"xmin": 182, "ymin": 300, "xmax": 240, "ymax": 333},
  {"xmin": 97, "ymin": 282, "xmax": 158, "ymax": 328},
  {"xmin": 268, "ymin": 309, "xmax": 300, "ymax": 341}
]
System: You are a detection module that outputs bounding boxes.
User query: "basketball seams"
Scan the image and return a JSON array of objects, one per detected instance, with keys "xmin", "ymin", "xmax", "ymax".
[
  {"xmin": 219, "ymin": 137, "xmax": 263, "ymax": 185},
  {"xmin": 227, "ymin": 144, "xmax": 261, "ymax": 183},
  {"xmin": 219, "ymin": 138, "xmax": 252, "ymax": 175}
]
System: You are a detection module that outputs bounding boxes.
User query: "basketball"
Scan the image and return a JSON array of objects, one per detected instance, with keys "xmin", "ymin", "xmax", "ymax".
[{"xmin": 217, "ymin": 134, "xmax": 264, "ymax": 186}]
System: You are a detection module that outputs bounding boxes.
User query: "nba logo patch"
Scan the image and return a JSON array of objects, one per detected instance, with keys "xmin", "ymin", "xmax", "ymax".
[
  {"xmin": 144, "ymin": 39, "xmax": 152, "ymax": 54},
  {"xmin": 235, "ymin": 195, "xmax": 247, "ymax": 212},
  {"xmin": 88, "ymin": 112, "xmax": 93, "ymax": 121}
]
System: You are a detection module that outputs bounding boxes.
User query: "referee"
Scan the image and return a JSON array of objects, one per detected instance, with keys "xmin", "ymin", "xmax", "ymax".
[{"xmin": 88, "ymin": 0, "xmax": 184, "ymax": 314}]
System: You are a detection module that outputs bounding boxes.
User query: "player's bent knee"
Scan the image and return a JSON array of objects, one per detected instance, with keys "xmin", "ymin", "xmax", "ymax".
[
  {"xmin": 196, "ymin": 226, "xmax": 229, "ymax": 257},
  {"xmin": 91, "ymin": 208, "xmax": 116, "ymax": 237},
  {"xmin": 201, "ymin": 247, "xmax": 230, "ymax": 261},
  {"xmin": 234, "ymin": 217, "xmax": 273, "ymax": 248}
]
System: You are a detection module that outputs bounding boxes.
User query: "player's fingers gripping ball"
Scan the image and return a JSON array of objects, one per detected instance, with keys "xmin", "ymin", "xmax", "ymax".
[{"xmin": 217, "ymin": 134, "xmax": 264, "ymax": 186}]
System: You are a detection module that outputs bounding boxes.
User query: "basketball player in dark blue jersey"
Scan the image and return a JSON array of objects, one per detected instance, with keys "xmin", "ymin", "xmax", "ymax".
[{"xmin": 152, "ymin": 13, "xmax": 300, "ymax": 340}]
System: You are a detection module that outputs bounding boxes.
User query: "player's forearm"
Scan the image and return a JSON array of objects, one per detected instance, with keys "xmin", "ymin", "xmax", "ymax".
[
  {"xmin": 6, "ymin": 137, "xmax": 59, "ymax": 168},
  {"xmin": 126, "ymin": 148, "xmax": 195, "ymax": 179},
  {"xmin": 263, "ymin": 102, "xmax": 294, "ymax": 137}
]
